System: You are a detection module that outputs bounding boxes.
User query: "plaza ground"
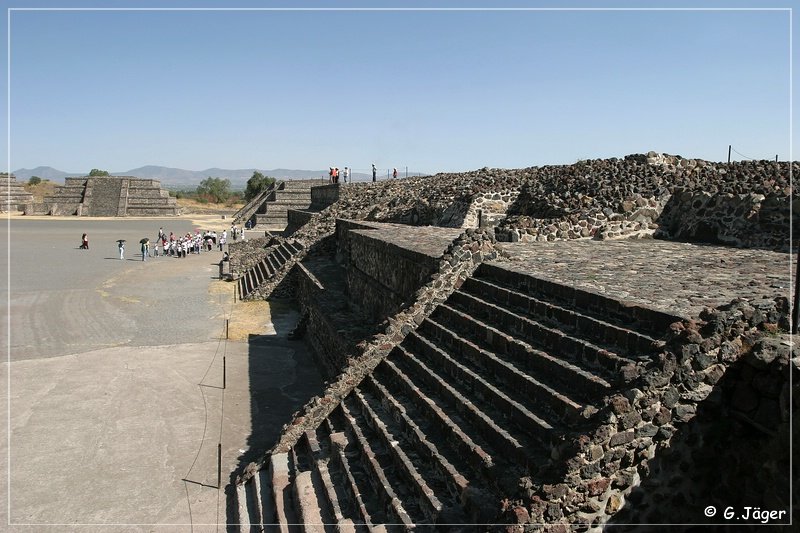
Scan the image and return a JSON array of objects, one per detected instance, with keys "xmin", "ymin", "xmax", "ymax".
[{"xmin": 1, "ymin": 216, "xmax": 325, "ymax": 531}]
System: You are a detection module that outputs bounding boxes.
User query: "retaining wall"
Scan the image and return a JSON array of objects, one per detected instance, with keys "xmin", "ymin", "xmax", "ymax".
[{"xmin": 310, "ymin": 184, "xmax": 340, "ymax": 209}]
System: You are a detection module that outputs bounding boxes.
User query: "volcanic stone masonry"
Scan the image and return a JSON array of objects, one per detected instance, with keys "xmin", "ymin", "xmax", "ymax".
[{"xmin": 227, "ymin": 152, "xmax": 796, "ymax": 531}]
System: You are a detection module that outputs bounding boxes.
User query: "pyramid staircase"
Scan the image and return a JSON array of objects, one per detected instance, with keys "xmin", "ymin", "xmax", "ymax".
[
  {"xmin": 231, "ymin": 262, "xmax": 677, "ymax": 530},
  {"xmin": 238, "ymin": 240, "xmax": 305, "ymax": 300},
  {"xmin": 253, "ymin": 180, "xmax": 324, "ymax": 229}
]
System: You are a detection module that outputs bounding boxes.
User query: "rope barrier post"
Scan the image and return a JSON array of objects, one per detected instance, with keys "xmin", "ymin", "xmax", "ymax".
[
  {"xmin": 728, "ymin": 145, "xmax": 731, "ymax": 163},
  {"xmin": 226, "ymin": 319, "xmax": 229, "ymax": 339},
  {"xmin": 223, "ymin": 356, "xmax": 227, "ymax": 389},
  {"xmin": 217, "ymin": 443, "xmax": 222, "ymax": 489}
]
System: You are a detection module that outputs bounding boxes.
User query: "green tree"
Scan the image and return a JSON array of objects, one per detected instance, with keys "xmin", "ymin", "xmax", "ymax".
[
  {"xmin": 244, "ymin": 171, "xmax": 276, "ymax": 202},
  {"xmin": 89, "ymin": 168, "xmax": 110, "ymax": 177},
  {"xmin": 196, "ymin": 177, "xmax": 231, "ymax": 204},
  {"xmin": 28, "ymin": 176, "xmax": 42, "ymax": 186}
]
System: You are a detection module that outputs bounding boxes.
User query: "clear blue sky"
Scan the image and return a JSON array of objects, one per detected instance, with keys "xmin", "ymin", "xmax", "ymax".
[{"xmin": 2, "ymin": 0, "xmax": 796, "ymax": 174}]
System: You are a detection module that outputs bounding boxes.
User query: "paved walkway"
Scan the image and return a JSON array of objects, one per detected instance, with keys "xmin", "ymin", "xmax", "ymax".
[
  {"xmin": 495, "ymin": 239, "xmax": 794, "ymax": 320},
  {"xmin": 1, "ymin": 218, "xmax": 325, "ymax": 531}
]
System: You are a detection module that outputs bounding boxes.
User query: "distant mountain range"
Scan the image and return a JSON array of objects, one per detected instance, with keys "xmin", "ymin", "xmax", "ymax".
[{"xmin": 11, "ymin": 165, "xmax": 376, "ymax": 189}]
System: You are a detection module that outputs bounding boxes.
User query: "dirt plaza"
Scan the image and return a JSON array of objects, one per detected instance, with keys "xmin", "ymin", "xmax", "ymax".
[{"xmin": 1, "ymin": 216, "xmax": 325, "ymax": 531}]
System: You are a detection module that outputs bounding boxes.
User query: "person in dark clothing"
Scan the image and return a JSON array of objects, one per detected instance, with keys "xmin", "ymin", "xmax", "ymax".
[{"xmin": 372, "ymin": 164, "xmax": 376, "ymax": 182}]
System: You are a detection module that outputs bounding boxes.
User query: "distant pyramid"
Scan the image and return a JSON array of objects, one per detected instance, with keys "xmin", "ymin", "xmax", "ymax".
[
  {"xmin": 0, "ymin": 173, "xmax": 34, "ymax": 212},
  {"xmin": 36, "ymin": 176, "xmax": 180, "ymax": 216}
]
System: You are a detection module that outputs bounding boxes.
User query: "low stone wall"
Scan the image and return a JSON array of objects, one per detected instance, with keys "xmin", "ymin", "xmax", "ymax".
[
  {"xmin": 496, "ymin": 193, "xmax": 666, "ymax": 243},
  {"xmin": 310, "ymin": 184, "xmax": 340, "ymax": 209},
  {"xmin": 294, "ymin": 263, "xmax": 350, "ymax": 377},
  {"xmin": 462, "ymin": 188, "xmax": 520, "ymax": 228},
  {"xmin": 286, "ymin": 208, "xmax": 314, "ymax": 233},
  {"xmin": 346, "ymin": 230, "xmax": 441, "ymax": 319},
  {"xmin": 508, "ymin": 296, "xmax": 794, "ymax": 530},
  {"xmin": 655, "ymin": 190, "xmax": 797, "ymax": 251}
]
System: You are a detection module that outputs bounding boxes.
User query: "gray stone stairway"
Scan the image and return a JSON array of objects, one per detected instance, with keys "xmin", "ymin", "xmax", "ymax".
[
  {"xmin": 89, "ymin": 177, "xmax": 124, "ymax": 216},
  {"xmin": 231, "ymin": 262, "xmax": 676, "ymax": 530},
  {"xmin": 237, "ymin": 240, "xmax": 304, "ymax": 300},
  {"xmin": 253, "ymin": 180, "xmax": 323, "ymax": 229},
  {"xmin": 233, "ymin": 181, "xmax": 280, "ymax": 226}
]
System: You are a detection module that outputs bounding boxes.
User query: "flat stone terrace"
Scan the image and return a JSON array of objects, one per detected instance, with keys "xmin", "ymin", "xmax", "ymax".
[
  {"xmin": 495, "ymin": 239, "xmax": 793, "ymax": 320},
  {"xmin": 346, "ymin": 221, "xmax": 464, "ymax": 258}
]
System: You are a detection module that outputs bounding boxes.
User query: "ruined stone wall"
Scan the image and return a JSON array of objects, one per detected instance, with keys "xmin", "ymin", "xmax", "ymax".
[
  {"xmin": 497, "ymin": 193, "xmax": 665, "ymax": 243},
  {"xmin": 655, "ymin": 190, "xmax": 796, "ymax": 251},
  {"xmin": 510, "ymin": 296, "xmax": 794, "ymax": 530},
  {"xmin": 495, "ymin": 157, "xmax": 794, "ymax": 246},
  {"xmin": 461, "ymin": 188, "xmax": 521, "ymax": 229}
]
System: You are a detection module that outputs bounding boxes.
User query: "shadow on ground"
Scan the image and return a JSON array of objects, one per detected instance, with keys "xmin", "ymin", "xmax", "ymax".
[{"xmin": 231, "ymin": 300, "xmax": 326, "ymax": 480}]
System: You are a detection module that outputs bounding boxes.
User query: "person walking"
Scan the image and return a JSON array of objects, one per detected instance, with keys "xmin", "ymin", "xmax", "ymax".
[
  {"xmin": 392, "ymin": 167, "xmax": 398, "ymax": 179},
  {"xmin": 344, "ymin": 167, "xmax": 350, "ymax": 183},
  {"xmin": 372, "ymin": 164, "xmax": 376, "ymax": 182},
  {"xmin": 141, "ymin": 240, "xmax": 149, "ymax": 261},
  {"xmin": 118, "ymin": 240, "xmax": 125, "ymax": 260},
  {"xmin": 81, "ymin": 233, "xmax": 89, "ymax": 250}
]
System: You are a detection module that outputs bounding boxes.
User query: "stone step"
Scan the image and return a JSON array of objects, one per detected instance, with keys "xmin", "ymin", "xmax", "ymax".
[
  {"xmin": 268, "ymin": 253, "xmax": 280, "ymax": 273},
  {"xmin": 360, "ymin": 376, "xmax": 470, "ymax": 502},
  {"xmin": 375, "ymin": 359, "xmax": 497, "ymax": 479},
  {"xmin": 237, "ymin": 277, "xmax": 245, "ymax": 299},
  {"xmin": 276, "ymin": 244, "xmax": 290, "ymax": 264},
  {"xmin": 392, "ymin": 344, "xmax": 532, "ymax": 468},
  {"xmin": 292, "ymin": 470, "xmax": 328, "ymax": 533},
  {"xmin": 324, "ymin": 423, "xmax": 387, "ymax": 528},
  {"xmin": 301, "ymin": 430, "xmax": 345, "ymax": 528},
  {"xmin": 463, "ymin": 276, "xmax": 662, "ymax": 357},
  {"xmin": 266, "ymin": 200, "xmax": 313, "ymax": 209},
  {"xmin": 404, "ymin": 331, "xmax": 557, "ymax": 448},
  {"xmin": 271, "ymin": 452, "xmax": 301, "ymax": 533},
  {"xmin": 235, "ymin": 482, "xmax": 253, "ymax": 533},
  {"xmin": 337, "ymin": 401, "xmax": 416, "ymax": 529},
  {"xmin": 257, "ymin": 261, "xmax": 269, "ymax": 283},
  {"xmin": 418, "ymin": 317, "xmax": 585, "ymax": 423},
  {"xmin": 276, "ymin": 190, "xmax": 313, "ymax": 198},
  {"xmin": 347, "ymin": 389, "xmax": 445, "ymax": 523},
  {"xmin": 476, "ymin": 263, "xmax": 678, "ymax": 338},
  {"xmin": 361, "ymin": 375, "xmax": 497, "ymax": 525},
  {"xmin": 238, "ymin": 467, "xmax": 277, "ymax": 532},
  {"xmin": 257, "ymin": 468, "xmax": 278, "ymax": 532},
  {"xmin": 126, "ymin": 197, "xmax": 177, "ymax": 205},
  {"xmin": 447, "ymin": 290, "xmax": 637, "ymax": 375},
  {"xmin": 431, "ymin": 303, "xmax": 612, "ymax": 397}
]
